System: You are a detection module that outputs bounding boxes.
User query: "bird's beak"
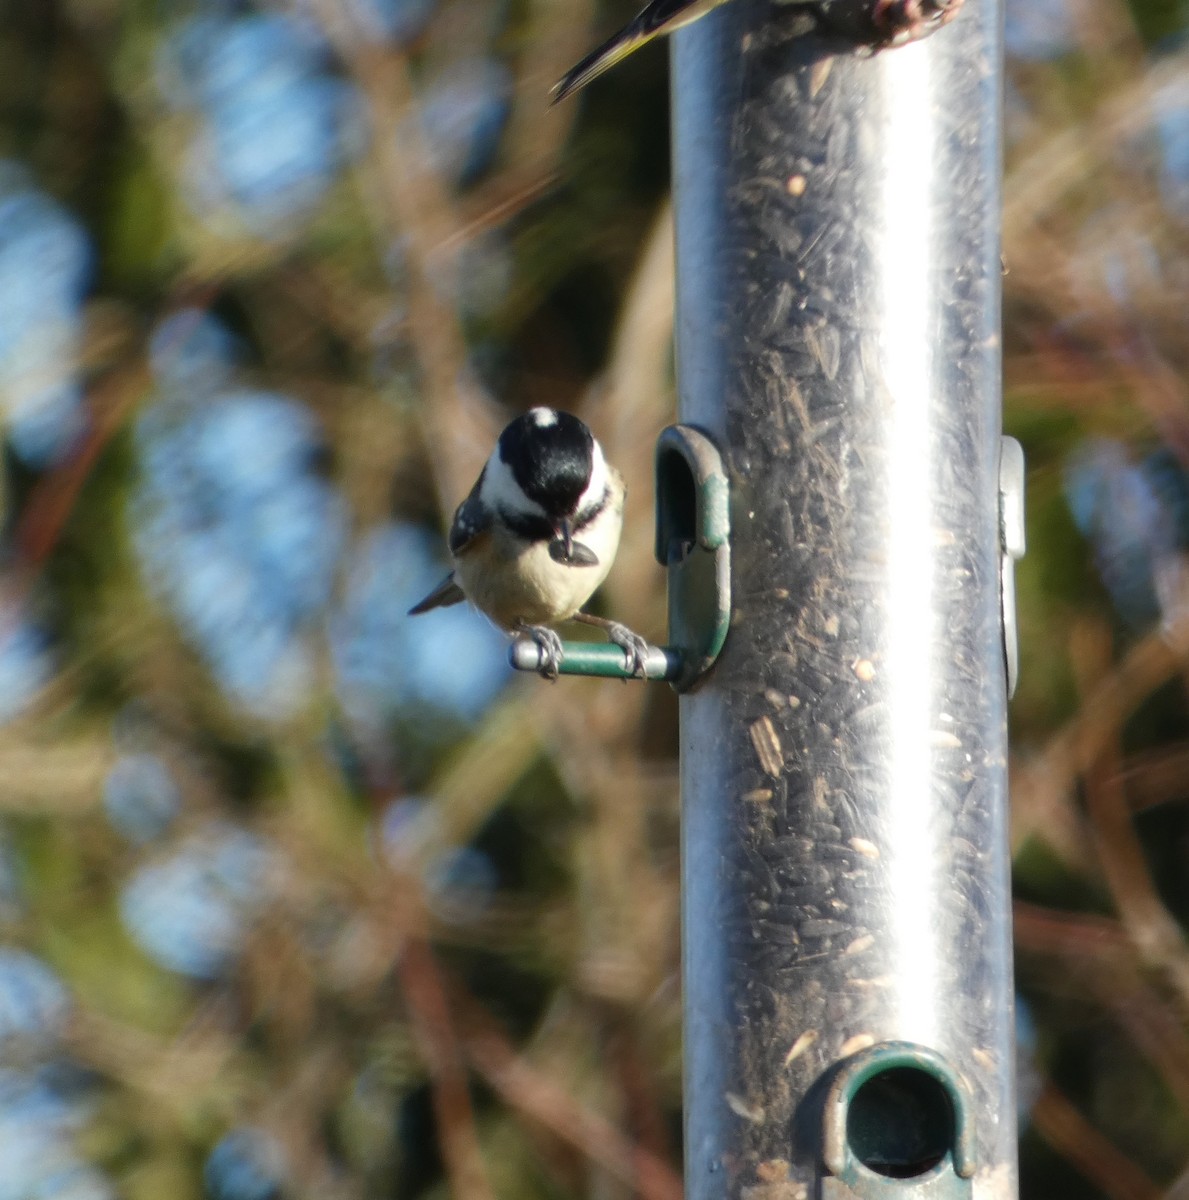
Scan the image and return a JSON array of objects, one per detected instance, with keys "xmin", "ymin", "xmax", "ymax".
[{"xmin": 559, "ymin": 518, "xmax": 574, "ymax": 559}]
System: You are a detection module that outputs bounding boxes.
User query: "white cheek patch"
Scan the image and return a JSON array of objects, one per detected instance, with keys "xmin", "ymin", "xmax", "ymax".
[
  {"xmin": 480, "ymin": 448, "xmax": 548, "ymax": 519},
  {"xmin": 529, "ymin": 407, "xmax": 559, "ymax": 427},
  {"xmin": 576, "ymin": 439, "xmax": 609, "ymax": 514}
]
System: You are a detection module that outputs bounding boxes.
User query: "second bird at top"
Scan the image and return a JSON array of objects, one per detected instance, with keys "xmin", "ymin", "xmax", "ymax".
[{"xmin": 552, "ymin": 0, "xmax": 962, "ymax": 103}]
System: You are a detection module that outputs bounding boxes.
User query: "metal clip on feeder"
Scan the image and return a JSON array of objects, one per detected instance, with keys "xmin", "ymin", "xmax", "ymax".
[{"xmin": 508, "ymin": 424, "xmax": 730, "ymax": 691}]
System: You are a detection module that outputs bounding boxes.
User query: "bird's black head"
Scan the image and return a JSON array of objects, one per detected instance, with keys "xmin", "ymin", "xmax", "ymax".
[{"xmin": 498, "ymin": 408, "xmax": 595, "ymax": 518}]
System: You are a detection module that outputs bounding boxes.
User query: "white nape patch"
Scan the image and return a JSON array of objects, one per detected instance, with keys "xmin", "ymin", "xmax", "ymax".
[
  {"xmin": 529, "ymin": 407, "xmax": 559, "ymax": 427},
  {"xmin": 576, "ymin": 438, "xmax": 609, "ymax": 516},
  {"xmin": 480, "ymin": 446, "xmax": 547, "ymax": 518}
]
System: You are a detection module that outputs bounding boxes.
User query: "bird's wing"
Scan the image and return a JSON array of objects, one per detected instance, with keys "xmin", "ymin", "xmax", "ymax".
[
  {"xmin": 407, "ymin": 471, "xmax": 493, "ymax": 616},
  {"xmin": 552, "ymin": 0, "xmax": 718, "ymax": 103},
  {"xmin": 447, "ymin": 468, "xmax": 493, "ymax": 557}
]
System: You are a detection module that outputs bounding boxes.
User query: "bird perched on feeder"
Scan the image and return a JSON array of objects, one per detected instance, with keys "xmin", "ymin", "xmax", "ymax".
[
  {"xmin": 408, "ymin": 407, "xmax": 650, "ymax": 679},
  {"xmin": 551, "ymin": 0, "xmax": 963, "ymax": 103}
]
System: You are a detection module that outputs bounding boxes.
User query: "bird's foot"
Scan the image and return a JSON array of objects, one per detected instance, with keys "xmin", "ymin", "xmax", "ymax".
[
  {"xmin": 603, "ymin": 621, "xmax": 651, "ymax": 679},
  {"xmin": 871, "ymin": 0, "xmax": 961, "ymax": 43},
  {"xmin": 515, "ymin": 624, "xmax": 565, "ymax": 680},
  {"xmin": 572, "ymin": 611, "xmax": 652, "ymax": 678}
]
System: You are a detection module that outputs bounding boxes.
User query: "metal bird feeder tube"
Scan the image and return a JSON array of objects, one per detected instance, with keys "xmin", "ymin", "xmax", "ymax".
[{"xmin": 671, "ymin": 1, "xmax": 1017, "ymax": 1197}]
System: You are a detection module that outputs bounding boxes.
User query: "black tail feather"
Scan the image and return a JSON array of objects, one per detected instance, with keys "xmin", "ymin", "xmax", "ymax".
[
  {"xmin": 408, "ymin": 574, "xmax": 466, "ymax": 615},
  {"xmin": 551, "ymin": 25, "xmax": 643, "ymax": 104}
]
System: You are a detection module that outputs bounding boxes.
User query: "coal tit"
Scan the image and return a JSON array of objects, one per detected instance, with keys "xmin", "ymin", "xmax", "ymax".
[{"xmin": 408, "ymin": 408, "xmax": 650, "ymax": 679}]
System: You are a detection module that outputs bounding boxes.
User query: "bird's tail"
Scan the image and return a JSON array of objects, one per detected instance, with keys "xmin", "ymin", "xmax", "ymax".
[
  {"xmin": 407, "ymin": 574, "xmax": 466, "ymax": 615},
  {"xmin": 551, "ymin": 25, "xmax": 649, "ymax": 104}
]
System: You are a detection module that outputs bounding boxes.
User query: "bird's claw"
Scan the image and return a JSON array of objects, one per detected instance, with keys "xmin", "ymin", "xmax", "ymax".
[
  {"xmin": 604, "ymin": 622, "xmax": 651, "ymax": 679},
  {"xmin": 517, "ymin": 625, "xmax": 565, "ymax": 681},
  {"xmin": 871, "ymin": 0, "xmax": 962, "ymax": 44}
]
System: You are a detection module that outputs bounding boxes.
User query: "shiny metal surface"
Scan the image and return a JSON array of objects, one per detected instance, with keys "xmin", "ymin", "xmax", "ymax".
[{"xmin": 672, "ymin": 0, "xmax": 1016, "ymax": 1195}]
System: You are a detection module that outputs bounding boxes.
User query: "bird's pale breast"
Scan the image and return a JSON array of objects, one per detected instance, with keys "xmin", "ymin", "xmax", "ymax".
[{"xmin": 454, "ymin": 481, "xmax": 624, "ymax": 629}]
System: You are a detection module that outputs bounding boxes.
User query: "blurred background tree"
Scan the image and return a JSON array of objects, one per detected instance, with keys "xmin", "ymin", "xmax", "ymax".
[{"xmin": 0, "ymin": 0, "xmax": 1184, "ymax": 1197}]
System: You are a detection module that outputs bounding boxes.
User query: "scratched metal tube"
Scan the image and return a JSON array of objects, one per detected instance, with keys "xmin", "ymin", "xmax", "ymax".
[{"xmin": 672, "ymin": 0, "xmax": 1015, "ymax": 1197}]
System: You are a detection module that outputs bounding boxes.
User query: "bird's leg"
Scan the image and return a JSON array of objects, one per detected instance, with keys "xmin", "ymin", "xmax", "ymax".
[
  {"xmin": 514, "ymin": 622, "xmax": 566, "ymax": 681},
  {"xmin": 573, "ymin": 611, "xmax": 651, "ymax": 679}
]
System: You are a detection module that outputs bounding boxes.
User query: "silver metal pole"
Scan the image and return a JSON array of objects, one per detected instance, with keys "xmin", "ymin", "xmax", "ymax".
[{"xmin": 672, "ymin": 0, "xmax": 1016, "ymax": 1196}]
